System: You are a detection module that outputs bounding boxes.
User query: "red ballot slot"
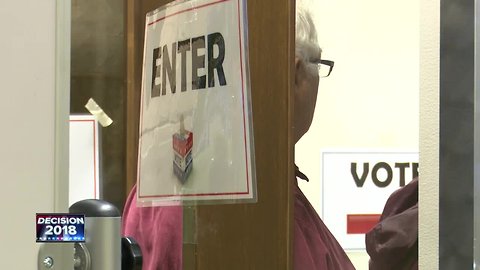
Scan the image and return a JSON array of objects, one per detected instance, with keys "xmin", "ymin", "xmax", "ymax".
[
  {"xmin": 346, "ymin": 214, "xmax": 381, "ymax": 234},
  {"xmin": 172, "ymin": 131, "xmax": 193, "ymax": 156},
  {"xmin": 172, "ymin": 129, "xmax": 193, "ymax": 183}
]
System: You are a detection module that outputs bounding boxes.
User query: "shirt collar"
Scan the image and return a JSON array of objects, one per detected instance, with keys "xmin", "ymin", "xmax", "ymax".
[{"xmin": 295, "ymin": 164, "xmax": 309, "ymax": 182}]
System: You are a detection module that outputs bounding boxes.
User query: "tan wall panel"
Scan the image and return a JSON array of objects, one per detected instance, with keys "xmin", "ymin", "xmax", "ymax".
[{"xmin": 194, "ymin": 0, "xmax": 295, "ymax": 269}]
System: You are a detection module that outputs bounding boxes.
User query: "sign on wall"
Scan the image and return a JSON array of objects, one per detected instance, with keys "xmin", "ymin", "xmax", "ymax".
[
  {"xmin": 137, "ymin": 0, "xmax": 255, "ymax": 204},
  {"xmin": 322, "ymin": 150, "xmax": 418, "ymax": 250},
  {"xmin": 69, "ymin": 115, "xmax": 100, "ymax": 206}
]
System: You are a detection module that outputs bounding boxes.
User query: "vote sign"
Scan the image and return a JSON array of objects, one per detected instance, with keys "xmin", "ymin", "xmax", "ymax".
[
  {"xmin": 137, "ymin": 0, "xmax": 255, "ymax": 204},
  {"xmin": 321, "ymin": 150, "xmax": 418, "ymax": 250}
]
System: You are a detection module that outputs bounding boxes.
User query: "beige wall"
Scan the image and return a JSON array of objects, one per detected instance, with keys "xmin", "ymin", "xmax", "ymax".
[
  {"xmin": 297, "ymin": 0, "xmax": 419, "ymax": 213},
  {"xmin": 0, "ymin": 0, "xmax": 70, "ymax": 268},
  {"xmin": 419, "ymin": 0, "xmax": 439, "ymax": 268}
]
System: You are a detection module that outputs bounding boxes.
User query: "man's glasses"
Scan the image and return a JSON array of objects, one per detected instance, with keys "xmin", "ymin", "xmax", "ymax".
[{"xmin": 310, "ymin": 59, "xmax": 335, "ymax": 78}]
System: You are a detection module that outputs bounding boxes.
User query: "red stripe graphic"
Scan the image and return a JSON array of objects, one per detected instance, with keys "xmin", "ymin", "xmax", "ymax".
[{"xmin": 346, "ymin": 214, "xmax": 381, "ymax": 234}]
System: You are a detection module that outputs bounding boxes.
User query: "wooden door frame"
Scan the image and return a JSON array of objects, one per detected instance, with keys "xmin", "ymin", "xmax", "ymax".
[{"xmin": 125, "ymin": 0, "xmax": 295, "ymax": 268}]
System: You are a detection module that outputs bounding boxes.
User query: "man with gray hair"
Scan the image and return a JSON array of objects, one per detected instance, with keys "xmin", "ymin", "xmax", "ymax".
[{"xmin": 293, "ymin": 1, "xmax": 355, "ymax": 269}]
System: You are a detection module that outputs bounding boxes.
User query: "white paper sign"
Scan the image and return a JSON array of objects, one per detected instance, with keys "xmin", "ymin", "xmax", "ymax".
[
  {"xmin": 137, "ymin": 0, "xmax": 255, "ymax": 204},
  {"xmin": 69, "ymin": 115, "xmax": 100, "ymax": 206},
  {"xmin": 322, "ymin": 150, "xmax": 418, "ymax": 250}
]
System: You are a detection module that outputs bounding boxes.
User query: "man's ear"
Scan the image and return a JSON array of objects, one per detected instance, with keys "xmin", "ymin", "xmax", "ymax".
[{"xmin": 294, "ymin": 57, "xmax": 302, "ymax": 87}]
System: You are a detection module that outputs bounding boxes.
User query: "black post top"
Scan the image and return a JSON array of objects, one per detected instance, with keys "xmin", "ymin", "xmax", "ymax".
[{"xmin": 69, "ymin": 199, "xmax": 121, "ymax": 217}]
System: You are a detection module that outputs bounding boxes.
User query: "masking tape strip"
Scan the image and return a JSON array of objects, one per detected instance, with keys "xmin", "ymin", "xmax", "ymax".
[{"xmin": 85, "ymin": 98, "xmax": 113, "ymax": 127}]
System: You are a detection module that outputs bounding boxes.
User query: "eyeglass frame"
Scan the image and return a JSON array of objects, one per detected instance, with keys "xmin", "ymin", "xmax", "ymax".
[{"xmin": 309, "ymin": 59, "xmax": 335, "ymax": 78}]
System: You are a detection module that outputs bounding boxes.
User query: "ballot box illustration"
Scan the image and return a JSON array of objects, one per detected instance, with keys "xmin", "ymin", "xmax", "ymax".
[{"xmin": 172, "ymin": 118, "xmax": 193, "ymax": 183}]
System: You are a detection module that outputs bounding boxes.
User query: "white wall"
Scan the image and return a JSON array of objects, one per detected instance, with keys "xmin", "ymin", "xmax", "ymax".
[
  {"xmin": 0, "ymin": 0, "xmax": 70, "ymax": 268},
  {"xmin": 419, "ymin": 0, "xmax": 439, "ymax": 268},
  {"xmin": 295, "ymin": 1, "xmax": 420, "ymax": 268}
]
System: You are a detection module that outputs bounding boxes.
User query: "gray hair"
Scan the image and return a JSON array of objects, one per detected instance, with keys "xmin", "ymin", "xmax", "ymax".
[{"xmin": 296, "ymin": 0, "xmax": 321, "ymax": 72}]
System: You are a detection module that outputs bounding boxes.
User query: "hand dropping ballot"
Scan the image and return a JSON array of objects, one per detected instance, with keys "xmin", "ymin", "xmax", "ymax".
[{"xmin": 136, "ymin": 0, "xmax": 255, "ymax": 204}]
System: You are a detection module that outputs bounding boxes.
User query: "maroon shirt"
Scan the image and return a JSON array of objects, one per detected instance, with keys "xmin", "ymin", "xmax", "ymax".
[
  {"xmin": 122, "ymin": 185, "xmax": 183, "ymax": 270},
  {"xmin": 294, "ymin": 180, "xmax": 356, "ymax": 270},
  {"xmin": 123, "ymin": 180, "xmax": 355, "ymax": 269},
  {"xmin": 365, "ymin": 178, "xmax": 418, "ymax": 270}
]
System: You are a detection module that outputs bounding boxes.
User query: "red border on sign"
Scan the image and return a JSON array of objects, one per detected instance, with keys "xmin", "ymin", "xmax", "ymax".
[
  {"xmin": 147, "ymin": 0, "xmax": 231, "ymax": 26},
  {"xmin": 138, "ymin": 0, "xmax": 251, "ymax": 199}
]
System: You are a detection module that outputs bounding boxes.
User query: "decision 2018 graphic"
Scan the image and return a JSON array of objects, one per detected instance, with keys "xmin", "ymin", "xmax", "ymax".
[{"xmin": 36, "ymin": 214, "xmax": 85, "ymax": 243}]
